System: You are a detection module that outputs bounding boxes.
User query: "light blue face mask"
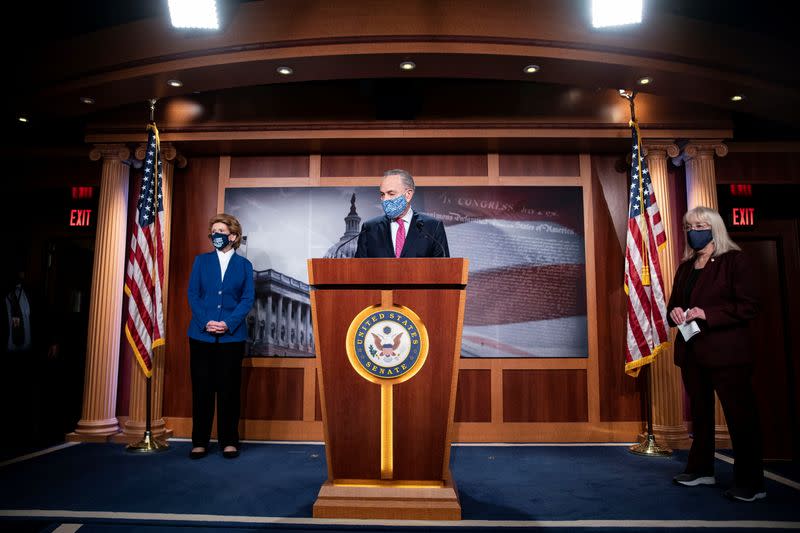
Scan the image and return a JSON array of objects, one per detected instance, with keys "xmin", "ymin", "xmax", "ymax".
[
  {"xmin": 210, "ymin": 232, "xmax": 230, "ymax": 250},
  {"xmin": 382, "ymin": 194, "xmax": 408, "ymax": 219}
]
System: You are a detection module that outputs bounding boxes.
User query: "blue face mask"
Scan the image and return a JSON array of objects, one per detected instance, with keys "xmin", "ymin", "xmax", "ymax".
[
  {"xmin": 382, "ymin": 194, "xmax": 408, "ymax": 220},
  {"xmin": 687, "ymin": 229, "xmax": 713, "ymax": 251},
  {"xmin": 211, "ymin": 232, "xmax": 231, "ymax": 250}
]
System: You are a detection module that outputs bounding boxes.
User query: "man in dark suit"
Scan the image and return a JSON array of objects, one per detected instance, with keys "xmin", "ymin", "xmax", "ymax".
[{"xmin": 355, "ymin": 169, "xmax": 450, "ymax": 258}]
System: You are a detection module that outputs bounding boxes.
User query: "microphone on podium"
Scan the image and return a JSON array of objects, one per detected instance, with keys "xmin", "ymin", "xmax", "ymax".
[
  {"xmin": 415, "ymin": 220, "xmax": 448, "ymax": 257},
  {"xmin": 331, "ymin": 227, "xmax": 367, "ymax": 257}
]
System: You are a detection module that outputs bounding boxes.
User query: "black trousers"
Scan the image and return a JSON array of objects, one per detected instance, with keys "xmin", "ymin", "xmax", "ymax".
[
  {"xmin": 189, "ymin": 338, "xmax": 244, "ymax": 449},
  {"xmin": 680, "ymin": 358, "xmax": 764, "ymax": 490}
]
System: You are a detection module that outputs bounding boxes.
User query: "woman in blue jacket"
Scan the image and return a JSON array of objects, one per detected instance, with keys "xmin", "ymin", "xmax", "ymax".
[{"xmin": 188, "ymin": 213, "xmax": 254, "ymax": 459}]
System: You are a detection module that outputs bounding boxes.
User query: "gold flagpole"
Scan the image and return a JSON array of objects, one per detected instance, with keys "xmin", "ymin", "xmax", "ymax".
[
  {"xmin": 127, "ymin": 99, "xmax": 169, "ymax": 453},
  {"xmin": 620, "ymin": 90, "xmax": 671, "ymax": 457}
]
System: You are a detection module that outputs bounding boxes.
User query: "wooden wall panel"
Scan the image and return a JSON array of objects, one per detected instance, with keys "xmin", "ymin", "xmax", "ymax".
[
  {"xmin": 163, "ymin": 157, "xmax": 220, "ymax": 418},
  {"xmin": 503, "ymin": 369, "xmax": 588, "ymax": 422},
  {"xmin": 454, "ymin": 369, "xmax": 491, "ymax": 422},
  {"xmin": 241, "ymin": 367, "xmax": 304, "ymax": 420},
  {"xmin": 321, "ymin": 154, "xmax": 488, "ymax": 177},
  {"xmin": 230, "ymin": 156, "xmax": 310, "ymax": 178},
  {"xmin": 591, "ymin": 155, "xmax": 642, "ymax": 422},
  {"xmin": 499, "ymin": 154, "xmax": 581, "ymax": 177}
]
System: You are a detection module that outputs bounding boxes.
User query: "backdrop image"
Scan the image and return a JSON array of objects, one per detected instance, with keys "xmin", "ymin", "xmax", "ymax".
[{"xmin": 225, "ymin": 186, "xmax": 586, "ymax": 358}]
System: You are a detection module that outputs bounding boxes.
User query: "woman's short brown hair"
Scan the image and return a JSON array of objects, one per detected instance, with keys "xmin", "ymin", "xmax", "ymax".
[{"xmin": 208, "ymin": 213, "xmax": 243, "ymax": 250}]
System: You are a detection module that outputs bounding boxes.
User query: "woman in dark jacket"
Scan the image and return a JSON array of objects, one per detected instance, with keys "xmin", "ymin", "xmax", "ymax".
[
  {"xmin": 187, "ymin": 213, "xmax": 254, "ymax": 459},
  {"xmin": 667, "ymin": 206, "xmax": 764, "ymax": 501}
]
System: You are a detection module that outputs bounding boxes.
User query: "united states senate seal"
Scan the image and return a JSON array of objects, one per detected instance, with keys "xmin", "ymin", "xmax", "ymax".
[{"xmin": 346, "ymin": 304, "xmax": 429, "ymax": 385}]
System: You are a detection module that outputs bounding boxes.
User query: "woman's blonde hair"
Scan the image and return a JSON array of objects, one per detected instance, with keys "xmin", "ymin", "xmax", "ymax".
[
  {"xmin": 208, "ymin": 213, "xmax": 243, "ymax": 250},
  {"xmin": 681, "ymin": 206, "xmax": 740, "ymax": 261}
]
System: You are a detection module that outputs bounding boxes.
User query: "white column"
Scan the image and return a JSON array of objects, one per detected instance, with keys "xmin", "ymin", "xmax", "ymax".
[{"xmin": 72, "ymin": 144, "xmax": 131, "ymax": 440}]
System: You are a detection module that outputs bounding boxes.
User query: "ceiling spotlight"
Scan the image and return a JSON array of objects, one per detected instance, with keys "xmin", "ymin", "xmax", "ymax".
[
  {"xmin": 277, "ymin": 66, "xmax": 293, "ymax": 76},
  {"xmin": 80, "ymin": 96, "xmax": 95, "ymax": 105},
  {"xmin": 400, "ymin": 61, "xmax": 416, "ymax": 71},
  {"xmin": 167, "ymin": 79, "xmax": 183, "ymax": 88},
  {"xmin": 523, "ymin": 64, "xmax": 540, "ymax": 74},
  {"xmin": 17, "ymin": 116, "xmax": 28, "ymax": 123},
  {"xmin": 637, "ymin": 77, "xmax": 652, "ymax": 85},
  {"xmin": 730, "ymin": 94, "xmax": 745, "ymax": 102},
  {"xmin": 592, "ymin": 0, "xmax": 643, "ymax": 28},
  {"xmin": 169, "ymin": 0, "xmax": 219, "ymax": 29}
]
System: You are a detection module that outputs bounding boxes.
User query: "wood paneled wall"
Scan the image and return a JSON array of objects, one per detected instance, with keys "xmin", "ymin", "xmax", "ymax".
[{"xmin": 163, "ymin": 151, "xmax": 644, "ymax": 442}]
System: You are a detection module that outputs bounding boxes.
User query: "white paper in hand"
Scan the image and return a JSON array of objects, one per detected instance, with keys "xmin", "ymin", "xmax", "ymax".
[{"xmin": 677, "ymin": 320, "xmax": 700, "ymax": 341}]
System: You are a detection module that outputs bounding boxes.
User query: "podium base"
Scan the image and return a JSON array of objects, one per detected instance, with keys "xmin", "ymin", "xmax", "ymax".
[{"xmin": 312, "ymin": 480, "xmax": 461, "ymax": 520}]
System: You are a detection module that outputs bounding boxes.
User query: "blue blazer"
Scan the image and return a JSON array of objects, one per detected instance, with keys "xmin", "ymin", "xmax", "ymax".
[
  {"xmin": 187, "ymin": 251, "xmax": 255, "ymax": 343},
  {"xmin": 355, "ymin": 212, "xmax": 450, "ymax": 258}
]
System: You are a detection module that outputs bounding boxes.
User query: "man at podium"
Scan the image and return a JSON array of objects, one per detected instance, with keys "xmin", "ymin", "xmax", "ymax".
[{"xmin": 355, "ymin": 169, "xmax": 450, "ymax": 258}]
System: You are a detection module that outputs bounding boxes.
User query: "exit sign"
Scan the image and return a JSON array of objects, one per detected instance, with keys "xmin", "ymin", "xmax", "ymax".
[
  {"xmin": 731, "ymin": 207, "xmax": 755, "ymax": 227},
  {"xmin": 69, "ymin": 209, "xmax": 93, "ymax": 227}
]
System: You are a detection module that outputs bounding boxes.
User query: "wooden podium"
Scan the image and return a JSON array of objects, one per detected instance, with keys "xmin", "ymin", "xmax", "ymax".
[{"xmin": 308, "ymin": 258, "xmax": 468, "ymax": 520}]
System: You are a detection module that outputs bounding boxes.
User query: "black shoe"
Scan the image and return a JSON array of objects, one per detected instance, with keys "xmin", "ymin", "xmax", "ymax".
[
  {"xmin": 189, "ymin": 448, "xmax": 208, "ymax": 460},
  {"xmin": 723, "ymin": 486, "xmax": 767, "ymax": 502},
  {"xmin": 673, "ymin": 472, "xmax": 716, "ymax": 486},
  {"xmin": 222, "ymin": 447, "xmax": 240, "ymax": 459}
]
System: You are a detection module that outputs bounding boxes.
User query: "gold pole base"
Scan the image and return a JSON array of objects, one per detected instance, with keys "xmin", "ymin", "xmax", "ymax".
[
  {"xmin": 125, "ymin": 431, "xmax": 169, "ymax": 453},
  {"xmin": 629, "ymin": 433, "xmax": 672, "ymax": 457}
]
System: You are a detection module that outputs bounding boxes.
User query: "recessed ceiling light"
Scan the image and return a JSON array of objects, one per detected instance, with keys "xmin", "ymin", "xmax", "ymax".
[
  {"xmin": 730, "ymin": 94, "xmax": 745, "ymax": 102},
  {"xmin": 637, "ymin": 76, "xmax": 652, "ymax": 85},
  {"xmin": 523, "ymin": 64, "xmax": 540, "ymax": 74},
  {"xmin": 167, "ymin": 79, "xmax": 183, "ymax": 87},
  {"xmin": 400, "ymin": 61, "xmax": 416, "ymax": 71},
  {"xmin": 17, "ymin": 116, "xmax": 28, "ymax": 123},
  {"xmin": 277, "ymin": 66, "xmax": 293, "ymax": 75},
  {"xmin": 80, "ymin": 96, "xmax": 95, "ymax": 105}
]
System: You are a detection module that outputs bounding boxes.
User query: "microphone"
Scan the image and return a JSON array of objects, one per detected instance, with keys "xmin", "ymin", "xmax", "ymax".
[
  {"xmin": 331, "ymin": 227, "xmax": 367, "ymax": 257},
  {"xmin": 415, "ymin": 220, "xmax": 448, "ymax": 257}
]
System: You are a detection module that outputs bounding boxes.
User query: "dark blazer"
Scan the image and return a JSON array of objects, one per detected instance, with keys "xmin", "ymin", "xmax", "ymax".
[
  {"xmin": 666, "ymin": 250, "xmax": 758, "ymax": 368},
  {"xmin": 355, "ymin": 212, "xmax": 450, "ymax": 258},
  {"xmin": 187, "ymin": 251, "xmax": 255, "ymax": 343}
]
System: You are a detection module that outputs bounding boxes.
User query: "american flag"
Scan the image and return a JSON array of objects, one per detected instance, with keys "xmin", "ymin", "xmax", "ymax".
[
  {"xmin": 124, "ymin": 122, "xmax": 166, "ymax": 377},
  {"xmin": 624, "ymin": 121, "xmax": 669, "ymax": 377}
]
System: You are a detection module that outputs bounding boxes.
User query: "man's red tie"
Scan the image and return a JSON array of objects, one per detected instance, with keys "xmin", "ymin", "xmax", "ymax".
[{"xmin": 395, "ymin": 218, "xmax": 406, "ymax": 258}]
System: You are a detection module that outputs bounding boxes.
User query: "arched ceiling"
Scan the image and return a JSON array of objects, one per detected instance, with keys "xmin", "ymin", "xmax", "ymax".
[{"xmin": 7, "ymin": 0, "xmax": 799, "ymax": 155}]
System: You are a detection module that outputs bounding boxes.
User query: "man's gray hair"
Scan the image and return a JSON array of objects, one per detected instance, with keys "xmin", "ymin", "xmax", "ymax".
[{"xmin": 383, "ymin": 169, "xmax": 415, "ymax": 191}]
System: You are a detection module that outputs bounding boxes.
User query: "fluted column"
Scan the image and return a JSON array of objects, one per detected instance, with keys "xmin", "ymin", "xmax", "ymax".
[
  {"xmin": 72, "ymin": 145, "xmax": 131, "ymax": 440},
  {"xmin": 123, "ymin": 144, "xmax": 186, "ymax": 439},
  {"xmin": 673, "ymin": 141, "xmax": 728, "ymax": 211},
  {"xmin": 644, "ymin": 140, "xmax": 690, "ymax": 447},
  {"xmin": 672, "ymin": 140, "xmax": 731, "ymax": 447}
]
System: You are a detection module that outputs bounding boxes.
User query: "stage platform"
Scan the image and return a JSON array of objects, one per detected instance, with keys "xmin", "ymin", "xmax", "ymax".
[{"xmin": 1, "ymin": 440, "xmax": 798, "ymax": 532}]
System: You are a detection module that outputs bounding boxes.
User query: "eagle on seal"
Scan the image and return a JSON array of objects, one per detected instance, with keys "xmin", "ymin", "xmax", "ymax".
[{"xmin": 372, "ymin": 332, "xmax": 403, "ymax": 357}]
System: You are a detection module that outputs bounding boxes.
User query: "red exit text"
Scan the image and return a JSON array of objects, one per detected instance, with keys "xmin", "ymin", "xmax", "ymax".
[
  {"xmin": 69, "ymin": 209, "xmax": 93, "ymax": 226},
  {"xmin": 731, "ymin": 207, "xmax": 755, "ymax": 226}
]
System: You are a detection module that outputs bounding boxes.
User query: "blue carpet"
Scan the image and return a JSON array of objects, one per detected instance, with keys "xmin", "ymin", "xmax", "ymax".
[{"xmin": 1, "ymin": 442, "xmax": 798, "ymax": 530}]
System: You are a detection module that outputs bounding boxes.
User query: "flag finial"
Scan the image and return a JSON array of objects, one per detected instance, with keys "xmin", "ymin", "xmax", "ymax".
[{"xmin": 148, "ymin": 98, "xmax": 158, "ymax": 122}]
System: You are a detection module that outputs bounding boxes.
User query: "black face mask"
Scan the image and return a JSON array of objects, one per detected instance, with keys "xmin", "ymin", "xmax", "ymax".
[
  {"xmin": 210, "ymin": 233, "xmax": 231, "ymax": 250},
  {"xmin": 687, "ymin": 229, "xmax": 713, "ymax": 251}
]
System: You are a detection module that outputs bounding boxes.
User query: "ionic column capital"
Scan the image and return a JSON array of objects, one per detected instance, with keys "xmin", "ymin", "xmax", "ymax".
[
  {"xmin": 89, "ymin": 144, "xmax": 131, "ymax": 162},
  {"xmin": 134, "ymin": 142, "xmax": 188, "ymax": 168},
  {"xmin": 672, "ymin": 140, "xmax": 728, "ymax": 165},
  {"xmin": 642, "ymin": 140, "xmax": 680, "ymax": 160}
]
